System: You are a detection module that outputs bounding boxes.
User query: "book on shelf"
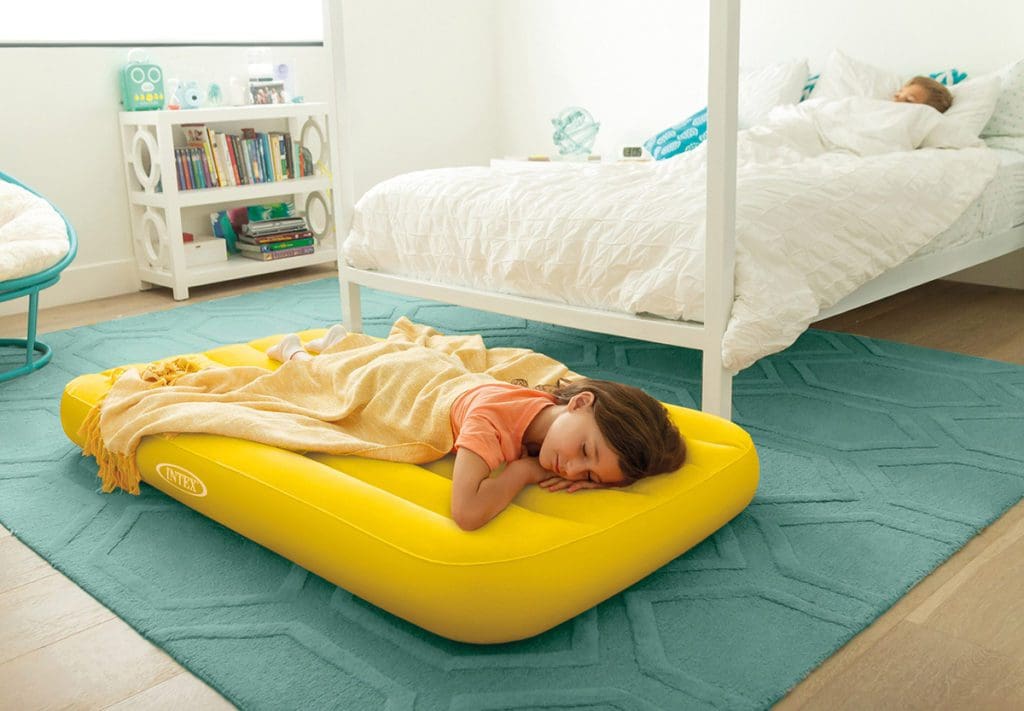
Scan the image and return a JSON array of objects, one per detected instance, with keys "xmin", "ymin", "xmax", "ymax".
[
  {"xmin": 242, "ymin": 218, "xmax": 308, "ymax": 237},
  {"xmin": 237, "ymin": 236, "xmax": 315, "ymax": 253},
  {"xmin": 238, "ymin": 245, "xmax": 315, "ymax": 261},
  {"xmin": 173, "ymin": 125, "xmax": 316, "ymax": 191},
  {"xmin": 237, "ymin": 229, "xmax": 313, "ymax": 245}
]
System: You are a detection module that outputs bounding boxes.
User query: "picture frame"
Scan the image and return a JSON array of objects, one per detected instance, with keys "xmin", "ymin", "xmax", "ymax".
[{"xmin": 248, "ymin": 80, "xmax": 287, "ymax": 105}]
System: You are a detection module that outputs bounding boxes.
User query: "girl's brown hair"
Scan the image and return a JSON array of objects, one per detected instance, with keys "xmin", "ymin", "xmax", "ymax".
[
  {"xmin": 551, "ymin": 378, "xmax": 686, "ymax": 484},
  {"xmin": 907, "ymin": 76, "xmax": 953, "ymax": 113}
]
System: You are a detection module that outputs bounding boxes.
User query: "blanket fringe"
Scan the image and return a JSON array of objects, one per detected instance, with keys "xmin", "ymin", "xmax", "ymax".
[{"xmin": 78, "ymin": 357, "xmax": 205, "ymax": 495}]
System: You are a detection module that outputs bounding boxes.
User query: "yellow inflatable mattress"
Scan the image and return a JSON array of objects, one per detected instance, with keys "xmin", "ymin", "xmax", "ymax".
[{"xmin": 60, "ymin": 330, "xmax": 759, "ymax": 644}]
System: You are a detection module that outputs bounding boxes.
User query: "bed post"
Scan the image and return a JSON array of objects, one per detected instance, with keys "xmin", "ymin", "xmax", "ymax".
[
  {"xmin": 323, "ymin": 0, "xmax": 362, "ymax": 332},
  {"xmin": 702, "ymin": 0, "xmax": 740, "ymax": 419}
]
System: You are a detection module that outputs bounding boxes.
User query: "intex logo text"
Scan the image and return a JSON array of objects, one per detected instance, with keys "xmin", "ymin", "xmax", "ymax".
[{"xmin": 155, "ymin": 463, "xmax": 208, "ymax": 497}]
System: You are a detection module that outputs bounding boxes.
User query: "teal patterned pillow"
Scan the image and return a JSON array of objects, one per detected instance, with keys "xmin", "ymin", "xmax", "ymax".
[
  {"xmin": 801, "ymin": 73, "xmax": 820, "ymax": 101},
  {"xmin": 644, "ymin": 108, "xmax": 708, "ymax": 160},
  {"xmin": 929, "ymin": 68, "xmax": 968, "ymax": 86}
]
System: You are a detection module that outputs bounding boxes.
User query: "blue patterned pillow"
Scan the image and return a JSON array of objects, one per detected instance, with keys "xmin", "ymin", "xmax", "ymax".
[
  {"xmin": 644, "ymin": 108, "xmax": 708, "ymax": 160},
  {"xmin": 801, "ymin": 73, "xmax": 820, "ymax": 101},
  {"xmin": 929, "ymin": 68, "xmax": 968, "ymax": 86}
]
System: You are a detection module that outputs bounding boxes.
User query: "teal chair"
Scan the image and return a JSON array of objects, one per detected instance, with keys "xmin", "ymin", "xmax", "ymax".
[{"xmin": 0, "ymin": 171, "xmax": 78, "ymax": 382}]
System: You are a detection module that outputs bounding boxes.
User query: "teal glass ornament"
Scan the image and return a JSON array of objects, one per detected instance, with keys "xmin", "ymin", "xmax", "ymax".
[
  {"xmin": 206, "ymin": 83, "xmax": 224, "ymax": 106},
  {"xmin": 551, "ymin": 107, "xmax": 600, "ymax": 158}
]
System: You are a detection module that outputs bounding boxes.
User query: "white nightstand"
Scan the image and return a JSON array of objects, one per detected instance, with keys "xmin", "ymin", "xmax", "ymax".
[
  {"xmin": 490, "ymin": 157, "xmax": 651, "ymax": 172},
  {"xmin": 490, "ymin": 157, "xmax": 599, "ymax": 170}
]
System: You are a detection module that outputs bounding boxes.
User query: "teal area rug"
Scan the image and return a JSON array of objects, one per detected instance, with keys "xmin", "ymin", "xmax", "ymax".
[{"xmin": 2, "ymin": 277, "xmax": 1023, "ymax": 710}]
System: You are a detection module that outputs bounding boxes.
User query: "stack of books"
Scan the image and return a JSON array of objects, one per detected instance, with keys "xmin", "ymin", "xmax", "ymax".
[
  {"xmin": 237, "ymin": 216, "xmax": 315, "ymax": 261},
  {"xmin": 174, "ymin": 124, "xmax": 316, "ymax": 191}
]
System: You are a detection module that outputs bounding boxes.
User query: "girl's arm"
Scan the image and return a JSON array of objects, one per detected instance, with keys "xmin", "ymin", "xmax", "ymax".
[{"xmin": 450, "ymin": 448, "xmax": 548, "ymax": 531}]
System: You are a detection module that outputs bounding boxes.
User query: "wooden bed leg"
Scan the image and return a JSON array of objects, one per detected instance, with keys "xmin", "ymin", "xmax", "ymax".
[
  {"xmin": 701, "ymin": 350, "xmax": 733, "ymax": 420},
  {"xmin": 340, "ymin": 277, "xmax": 363, "ymax": 333}
]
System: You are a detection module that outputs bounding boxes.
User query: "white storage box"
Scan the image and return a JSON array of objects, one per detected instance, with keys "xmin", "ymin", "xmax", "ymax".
[{"xmin": 184, "ymin": 236, "xmax": 228, "ymax": 267}]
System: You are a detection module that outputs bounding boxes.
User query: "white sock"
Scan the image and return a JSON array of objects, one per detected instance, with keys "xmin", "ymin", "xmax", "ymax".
[
  {"xmin": 305, "ymin": 324, "xmax": 348, "ymax": 354},
  {"xmin": 266, "ymin": 333, "xmax": 306, "ymax": 362}
]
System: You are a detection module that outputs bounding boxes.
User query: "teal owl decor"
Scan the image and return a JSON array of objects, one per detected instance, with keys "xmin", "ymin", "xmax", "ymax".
[{"xmin": 119, "ymin": 49, "xmax": 165, "ymax": 111}]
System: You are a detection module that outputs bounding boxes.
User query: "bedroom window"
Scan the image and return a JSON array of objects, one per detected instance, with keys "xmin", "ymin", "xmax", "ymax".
[{"xmin": 1, "ymin": 0, "xmax": 323, "ymax": 46}]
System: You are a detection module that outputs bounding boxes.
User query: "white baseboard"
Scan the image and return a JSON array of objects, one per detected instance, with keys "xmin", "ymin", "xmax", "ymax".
[{"xmin": 0, "ymin": 259, "xmax": 140, "ymax": 318}]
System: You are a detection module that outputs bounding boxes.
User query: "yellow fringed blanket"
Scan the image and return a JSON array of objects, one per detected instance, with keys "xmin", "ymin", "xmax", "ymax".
[{"xmin": 81, "ymin": 318, "xmax": 574, "ymax": 494}]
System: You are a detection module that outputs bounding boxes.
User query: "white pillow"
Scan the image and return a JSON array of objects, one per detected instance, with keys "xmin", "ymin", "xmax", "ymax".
[
  {"xmin": 921, "ymin": 74, "xmax": 1002, "ymax": 148},
  {"xmin": 811, "ymin": 50, "xmax": 903, "ymax": 101},
  {"xmin": 0, "ymin": 181, "xmax": 70, "ymax": 281},
  {"xmin": 738, "ymin": 59, "xmax": 809, "ymax": 129},
  {"xmin": 981, "ymin": 58, "xmax": 1024, "ymax": 153}
]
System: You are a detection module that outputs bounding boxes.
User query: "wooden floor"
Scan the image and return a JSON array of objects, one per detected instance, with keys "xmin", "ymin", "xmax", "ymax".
[{"xmin": 1, "ymin": 275, "xmax": 1022, "ymax": 710}]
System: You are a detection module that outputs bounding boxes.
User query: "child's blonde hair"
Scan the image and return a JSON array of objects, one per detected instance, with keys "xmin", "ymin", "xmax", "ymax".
[
  {"xmin": 906, "ymin": 76, "xmax": 953, "ymax": 113},
  {"xmin": 551, "ymin": 378, "xmax": 686, "ymax": 484}
]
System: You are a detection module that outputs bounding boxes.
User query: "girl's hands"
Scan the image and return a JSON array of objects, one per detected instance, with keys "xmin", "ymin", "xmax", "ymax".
[
  {"xmin": 538, "ymin": 475, "xmax": 603, "ymax": 494},
  {"xmin": 506, "ymin": 454, "xmax": 605, "ymax": 493},
  {"xmin": 503, "ymin": 456, "xmax": 551, "ymax": 486}
]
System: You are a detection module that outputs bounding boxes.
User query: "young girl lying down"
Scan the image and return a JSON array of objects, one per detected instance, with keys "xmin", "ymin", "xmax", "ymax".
[
  {"xmin": 892, "ymin": 75, "xmax": 952, "ymax": 113},
  {"xmin": 746, "ymin": 75, "xmax": 955, "ymax": 159},
  {"xmin": 84, "ymin": 318, "xmax": 685, "ymax": 531},
  {"xmin": 267, "ymin": 325, "xmax": 685, "ymax": 530}
]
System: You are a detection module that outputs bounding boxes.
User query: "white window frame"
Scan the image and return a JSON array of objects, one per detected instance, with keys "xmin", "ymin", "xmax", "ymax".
[{"xmin": 1, "ymin": 0, "xmax": 323, "ymax": 46}]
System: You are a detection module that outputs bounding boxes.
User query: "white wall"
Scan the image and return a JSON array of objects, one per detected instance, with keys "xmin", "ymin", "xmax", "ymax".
[
  {"xmin": 342, "ymin": 0, "xmax": 499, "ymax": 196},
  {"xmin": 1, "ymin": 0, "xmax": 499, "ymax": 317},
  {"xmin": 496, "ymin": 0, "xmax": 710, "ymax": 159}
]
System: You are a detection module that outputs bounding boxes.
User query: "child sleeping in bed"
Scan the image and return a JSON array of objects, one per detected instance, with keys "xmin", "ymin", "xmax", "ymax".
[
  {"xmin": 751, "ymin": 75, "xmax": 954, "ymax": 160},
  {"xmin": 268, "ymin": 325, "xmax": 686, "ymax": 531},
  {"xmin": 892, "ymin": 76, "xmax": 953, "ymax": 113}
]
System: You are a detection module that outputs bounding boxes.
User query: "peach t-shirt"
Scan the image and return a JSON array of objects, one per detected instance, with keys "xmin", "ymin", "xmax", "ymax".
[{"xmin": 450, "ymin": 383, "xmax": 556, "ymax": 471}]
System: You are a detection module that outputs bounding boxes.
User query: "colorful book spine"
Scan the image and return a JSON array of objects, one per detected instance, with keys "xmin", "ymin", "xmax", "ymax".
[
  {"xmin": 225, "ymin": 135, "xmax": 241, "ymax": 185},
  {"xmin": 237, "ymin": 237, "xmax": 315, "ymax": 253},
  {"xmin": 283, "ymin": 133, "xmax": 295, "ymax": 178},
  {"xmin": 238, "ymin": 245, "xmax": 315, "ymax": 261},
  {"xmin": 173, "ymin": 149, "xmax": 186, "ymax": 190},
  {"xmin": 272, "ymin": 133, "xmax": 288, "ymax": 180},
  {"xmin": 180, "ymin": 150, "xmax": 193, "ymax": 190},
  {"xmin": 269, "ymin": 134, "xmax": 282, "ymax": 181},
  {"xmin": 238, "ymin": 230, "xmax": 313, "ymax": 245},
  {"xmin": 260, "ymin": 133, "xmax": 274, "ymax": 181},
  {"xmin": 189, "ymin": 148, "xmax": 204, "ymax": 189},
  {"xmin": 205, "ymin": 127, "xmax": 224, "ymax": 187}
]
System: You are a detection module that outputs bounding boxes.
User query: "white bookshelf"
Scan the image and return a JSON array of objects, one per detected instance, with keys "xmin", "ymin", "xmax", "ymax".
[{"xmin": 119, "ymin": 103, "xmax": 338, "ymax": 300}]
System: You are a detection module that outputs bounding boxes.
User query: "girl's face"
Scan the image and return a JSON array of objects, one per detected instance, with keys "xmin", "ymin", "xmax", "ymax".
[
  {"xmin": 893, "ymin": 83, "xmax": 929, "ymax": 105},
  {"xmin": 538, "ymin": 393, "xmax": 627, "ymax": 486}
]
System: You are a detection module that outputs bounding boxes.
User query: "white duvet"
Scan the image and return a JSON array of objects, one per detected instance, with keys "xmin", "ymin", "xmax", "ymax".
[
  {"xmin": 0, "ymin": 180, "xmax": 70, "ymax": 282},
  {"xmin": 346, "ymin": 97, "xmax": 1000, "ymax": 371}
]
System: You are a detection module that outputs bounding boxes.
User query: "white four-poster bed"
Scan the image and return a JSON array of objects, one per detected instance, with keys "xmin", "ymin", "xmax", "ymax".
[{"xmin": 321, "ymin": 1, "xmax": 1024, "ymax": 422}]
